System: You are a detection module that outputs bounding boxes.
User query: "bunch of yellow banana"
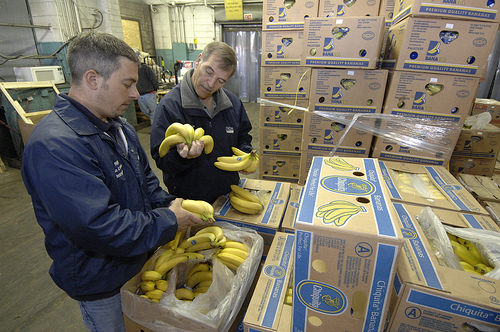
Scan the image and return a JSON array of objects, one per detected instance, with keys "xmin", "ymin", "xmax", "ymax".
[
  {"xmin": 447, "ymin": 232, "xmax": 494, "ymax": 275},
  {"xmin": 228, "ymin": 184, "xmax": 264, "ymax": 214},
  {"xmin": 315, "ymin": 200, "xmax": 366, "ymax": 226},
  {"xmin": 323, "ymin": 157, "xmax": 358, "ymax": 171},
  {"xmin": 214, "ymin": 147, "xmax": 259, "ymax": 173},
  {"xmin": 175, "ymin": 265, "xmax": 213, "ymax": 300},
  {"xmin": 213, "ymin": 239, "xmax": 249, "ymax": 271},
  {"xmin": 181, "ymin": 199, "xmax": 215, "ymax": 223},
  {"xmin": 177, "ymin": 225, "xmax": 225, "ymax": 252},
  {"xmin": 159, "ymin": 122, "xmax": 214, "ymax": 157}
]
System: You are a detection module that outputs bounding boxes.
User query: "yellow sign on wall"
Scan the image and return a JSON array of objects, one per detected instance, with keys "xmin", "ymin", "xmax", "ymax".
[{"xmin": 224, "ymin": 0, "xmax": 243, "ymax": 21}]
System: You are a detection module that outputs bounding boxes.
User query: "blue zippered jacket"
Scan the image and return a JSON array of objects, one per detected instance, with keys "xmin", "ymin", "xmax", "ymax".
[
  {"xmin": 21, "ymin": 95, "xmax": 178, "ymax": 301},
  {"xmin": 150, "ymin": 69, "xmax": 253, "ymax": 204}
]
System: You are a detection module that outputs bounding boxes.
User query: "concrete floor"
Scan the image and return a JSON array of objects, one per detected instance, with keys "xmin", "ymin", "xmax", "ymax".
[{"xmin": 0, "ymin": 102, "xmax": 260, "ymax": 331}]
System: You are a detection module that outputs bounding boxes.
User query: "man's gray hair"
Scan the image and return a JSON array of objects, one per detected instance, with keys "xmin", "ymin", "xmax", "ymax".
[
  {"xmin": 200, "ymin": 41, "xmax": 237, "ymax": 76},
  {"xmin": 68, "ymin": 30, "xmax": 140, "ymax": 85}
]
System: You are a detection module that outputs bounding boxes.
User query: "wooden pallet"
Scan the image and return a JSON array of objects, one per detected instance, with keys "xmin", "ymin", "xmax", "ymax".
[{"xmin": 0, "ymin": 81, "xmax": 60, "ymax": 142}]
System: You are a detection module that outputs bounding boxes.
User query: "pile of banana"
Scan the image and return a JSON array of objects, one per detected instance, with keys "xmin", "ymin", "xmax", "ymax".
[
  {"xmin": 214, "ymin": 147, "xmax": 259, "ymax": 173},
  {"xmin": 393, "ymin": 170, "xmax": 446, "ymax": 200},
  {"xmin": 214, "ymin": 239, "xmax": 249, "ymax": 271},
  {"xmin": 323, "ymin": 157, "xmax": 358, "ymax": 171},
  {"xmin": 175, "ymin": 262, "xmax": 213, "ymax": 301},
  {"xmin": 228, "ymin": 184, "xmax": 264, "ymax": 215},
  {"xmin": 315, "ymin": 200, "xmax": 367, "ymax": 226},
  {"xmin": 159, "ymin": 122, "xmax": 214, "ymax": 157},
  {"xmin": 448, "ymin": 233, "xmax": 494, "ymax": 275},
  {"xmin": 138, "ymin": 226, "xmax": 250, "ymax": 302},
  {"xmin": 181, "ymin": 199, "xmax": 215, "ymax": 223}
]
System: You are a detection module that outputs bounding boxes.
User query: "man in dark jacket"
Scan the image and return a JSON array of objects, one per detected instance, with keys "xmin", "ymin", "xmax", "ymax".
[
  {"xmin": 136, "ymin": 60, "xmax": 159, "ymax": 119},
  {"xmin": 21, "ymin": 31, "xmax": 205, "ymax": 331},
  {"xmin": 150, "ymin": 41, "xmax": 253, "ymax": 204}
]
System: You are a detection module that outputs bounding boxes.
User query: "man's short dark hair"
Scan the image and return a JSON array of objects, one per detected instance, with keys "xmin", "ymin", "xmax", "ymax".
[{"xmin": 68, "ymin": 30, "xmax": 140, "ymax": 85}]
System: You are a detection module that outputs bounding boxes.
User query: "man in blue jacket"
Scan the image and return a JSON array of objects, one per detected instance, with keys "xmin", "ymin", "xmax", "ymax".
[
  {"xmin": 150, "ymin": 41, "xmax": 254, "ymax": 204},
  {"xmin": 21, "ymin": 31, "xmax": 205, "ymax": 331}
]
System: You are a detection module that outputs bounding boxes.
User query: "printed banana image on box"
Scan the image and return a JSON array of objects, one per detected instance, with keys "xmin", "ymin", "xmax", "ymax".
[{"xmin": 293, "ymin": 157, "xmax": 403, "ymax": 331}]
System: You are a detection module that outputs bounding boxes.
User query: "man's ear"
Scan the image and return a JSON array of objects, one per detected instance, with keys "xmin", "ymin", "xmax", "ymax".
[
  {"xmin": 194, "ymin": 53, "xmax": 202, "ymax": 68},
  {"xmin": 84, "ymin": 69, "xmax": 100, "ymax": 90}
]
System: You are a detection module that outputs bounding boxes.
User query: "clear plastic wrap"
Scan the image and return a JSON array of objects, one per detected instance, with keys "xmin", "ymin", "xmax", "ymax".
[
  {"xmin": 259, "ymin": 98, "xmax": 462, "ymax": 161},
  {"xmin": 120, "ymin": 222, "xmax": 264, "ymax": 332}
]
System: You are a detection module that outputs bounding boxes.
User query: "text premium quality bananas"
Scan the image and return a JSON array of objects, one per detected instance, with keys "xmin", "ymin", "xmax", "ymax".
[{"xmin": 159, "ymin": 122, "xmax": 214, "ymax": 157}]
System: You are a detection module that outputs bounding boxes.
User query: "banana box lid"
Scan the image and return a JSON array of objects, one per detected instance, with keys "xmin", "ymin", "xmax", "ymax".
[
  {"xmin": 296, "ymin": 156, "xmax": 402, "ymax": 240},
  {"xmin": 378, "ymin": 160, "xmax": 489, "ymax": 216}
]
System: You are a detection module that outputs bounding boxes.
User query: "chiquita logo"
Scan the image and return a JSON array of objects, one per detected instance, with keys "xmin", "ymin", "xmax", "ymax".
[
  {"xmin": 320, "ymin": 176, "xmax": 375, "ymax": 195},
  {"xmin": 297, "ymin": 280, "xmax": 347, "ymax": 314},
  {"xmin": 264, "ymin": 265, "xmax": 286, "ymax": 278}
]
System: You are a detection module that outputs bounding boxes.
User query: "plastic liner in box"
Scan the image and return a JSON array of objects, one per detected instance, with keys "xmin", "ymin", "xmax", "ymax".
[
  {"xmin": 260, "ymin": 98, "xmax": 462, "ymax": 162},
  {"xmin": 120, "ymin": 222, "xmax": 263, "ymax": 332}
]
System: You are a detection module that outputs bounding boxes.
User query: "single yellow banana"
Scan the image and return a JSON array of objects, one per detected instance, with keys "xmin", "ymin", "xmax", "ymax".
[
  {"xmin": 197, "ymin": 279, "xmax": 212, "ymax": 288},
  {"xmin": 193, "ymin": 286, "xmax": 210, "ymax": 294},
  {"xmin": 154, "ymin": 279, "xmax": 169, "ymax": 292},
  {"xmin": 223, "ymin": 240, "xmax": 248, "ymax": 252},
  {"xmin": 217, "ymin": 251, "xmax": 245, "ymax": 267},
  {"xmin": 140, "ymin": 280, "xmax": 156, "ymax": 293},
  {"xmin": 229, "ymin": 192, "xmax": 263, "ymax": 211},
  {"xmin": 466, "ymin": 244, "xmax": 487, "ymax": 265},
  {"xmin": 215, "ymin": 152, "xmax": 255, "ymax": 172},
  {"xmin": 179, "ymin": 232, "xmax": 217, "ymax": 249},
  {"xmin": 165, "ymin": 122, "xmax": 190, "ymax": 139},
  {"xmin": 176, "ymin": 247, "xmax": 186, "ymax": 254},
  {"xmin": 242, "ymin": 158, "xmax": 259, "ymax": 173},
  {"xmin": 154, "ymin": 249, "xmax": 176, "ymax": 271},
  {"xmin": 185, "ymin": 241, "xmax": 216, "ymax": 252},
  {"xmin": 146, "ymin": 289, "xmax": 165, "ymax": 300},
  {"xmin": 231, "ymin": 146, "xmax": 247, "ymax": 156},
  {"xmin": 474, "ymin": 263, "xmax": 493, "ymax": 275},
  {"xmin": 141, "ymin": 270, "xmax": 163, "ymax": 281},
  {"xmin": 186, "ymin": 271, "xmax": 213, "ymax": 289},
  {"xmin": 229, "ymin": 201, "xmax": 262, "ymax": 215},
  {"xmin": 159, "ymin": 133, "xmax": 186, "ymax": 157},
  {"xmin": 199, "ymin": 135, "xmax": 214, "ymax": 154},
  {"xmin": 182, "ymin": 123, "xmax": 195, "ymax": 144},
  {"xmin": 217, "ymin": 236, "xmax": 227, "ymax": 247},
  {"xmin": 459, "ymin": 261, "xmax": 474, "ymax": 271},
  {"xmin": 196, "ymin": 226, "xmax": 224, "ymax": 242},
  {"xmin": 156, "ymin": 253, "xmax": 204, "ymax": 276},
  {"xmin": 193, "ymin": 127, "xmax": 205, "ymax": 141},
  {"xmin": 456, "ymin": 237, "xmax": 468, "ymax": 246},
  {"xmin": 450, "ymin": 240, "xmax": 481, "ymax": 266},
  {"xmin": 220, "ymin": 247, "xmax": 248, "ymax": 259},
  {"xmin": 167, "ymin": 230, "xmax": 184, "ymax": 251},
  {"xmin": 175, "ymin": 288, "xmax": 194, "ymax": 301},
  {"xmin": 217, "ymin": 153, "xmax": 250, "ymax": 163},
  {"xmin": 230, "ymin": 184, "xmax": 261, "ymax": 204},
  {"xmin": 186, "ymin": 262, "xmax": 212, "ymax": 280}
]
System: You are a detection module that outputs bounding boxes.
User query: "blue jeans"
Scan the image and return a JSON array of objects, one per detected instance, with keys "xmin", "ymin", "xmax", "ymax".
[
  {"xmin": 78, "ymin": 293, "xmax": 125, "ymax": 332},
  {"xmin": 138, "ymin": 92, "xmax": 158, "ymax": 119}
]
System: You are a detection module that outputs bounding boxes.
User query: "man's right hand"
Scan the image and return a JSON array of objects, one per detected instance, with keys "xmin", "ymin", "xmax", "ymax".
[
  {"xmin": 168, "ymin": 198, "xmax": 205, "ymax": 231},
  {"xmin": 176, "ymin": 141, "xmax": 204, "ymax": 159}
]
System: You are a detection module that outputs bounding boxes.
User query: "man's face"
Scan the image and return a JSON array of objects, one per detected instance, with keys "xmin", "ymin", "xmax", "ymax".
[
  {"xmin": 191, "ymin": 53, "xmax": 233, "ymax": 100},
  {"xmin": 95, "ymin": 57, "xmax": 140, "ymax": 120}
]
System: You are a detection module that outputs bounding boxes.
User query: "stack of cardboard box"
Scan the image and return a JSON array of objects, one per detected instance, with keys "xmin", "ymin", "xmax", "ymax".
[
  {"xmin": 259, "ymin": 0, "xmax": 318, "ymax": 183},
  {"xmin": 450, "ymin": 98, "xmax": 500, "ymax": 177},
  {"xmin": 376, "ymin": 0, "xmax": 499, "ymax": 166}
]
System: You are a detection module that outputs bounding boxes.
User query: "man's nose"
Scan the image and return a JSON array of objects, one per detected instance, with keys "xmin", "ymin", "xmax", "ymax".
[{"xmin": 130, "ymin": 86, "xmax": 140, "ymax": 100}]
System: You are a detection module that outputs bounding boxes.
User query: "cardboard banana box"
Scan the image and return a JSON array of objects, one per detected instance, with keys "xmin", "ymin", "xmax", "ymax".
[
  {"xmin": 387, "ymin": 202, "xmax": 500, "ymax": 331},
  {"xmin": 243, "ymin": 232, "xmax": 294, "ymax": 332},
  {"xmin": 213, "ymin": 179, "xmax": 291, "ymax": 255},
  {"xmin": 293, "ymin": 157, "xmax": 403, "ymax": 331},
  {"xmin": 379, "ymin": 160, "xmax": 489, "ymax": 216},
  {"xmin": 280, "ymin": 184, "xmax": 304, "ymax": 234}
]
